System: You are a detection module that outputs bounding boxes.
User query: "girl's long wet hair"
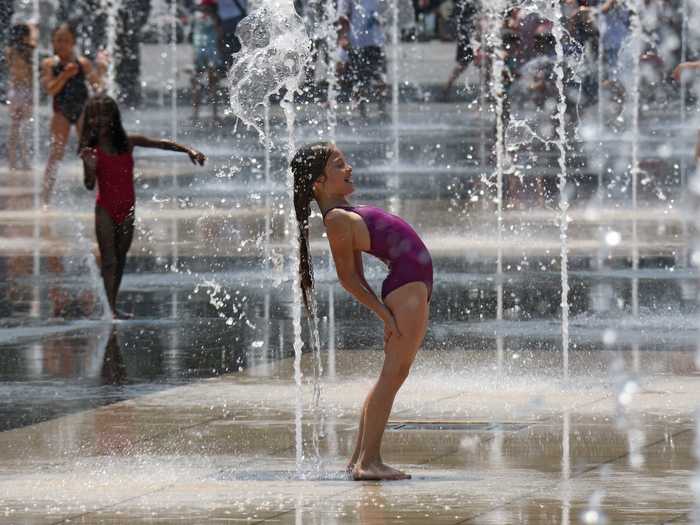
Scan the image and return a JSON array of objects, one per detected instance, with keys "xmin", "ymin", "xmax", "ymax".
[
  {"xmin": 9, "ymin": 24, "xmax": 33, "ymax": 64},
  {"xmin": 79, "ymin": 95, "xmax": 130, "ymax": 155},
  {"xmin": 290, "ymin": 141, "xmax": 333, "ymax": 315}
]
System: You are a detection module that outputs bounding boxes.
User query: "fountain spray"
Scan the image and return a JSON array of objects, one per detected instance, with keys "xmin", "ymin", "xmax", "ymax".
[
  {"xmin": 550, "ymin": 0, "xmax": 571, "ymax": 381},
  {"xmin": 101, "ymin": 0, "xmax": 118, "ymax": 98},
  {"xmin": 31, "ymin": 0, "xmax": 41, "ymax": 318},
  {"xmin": 388, "ymin": 0, "xmax": 400, "ymax": 215},
  {"xmin": 227, "ymin": 2, "xmax": 316, "ymax": 476},
  {"xmin": 484, "ymin": 0, "xmax": 506, "ymax": 328},
  {"xmin": 629, "ymin": 1, "xmax": 641, "ymax": 320},
  {"xmin": 323, "ymin": 0, "xmax": 338, "ymax": 143}
]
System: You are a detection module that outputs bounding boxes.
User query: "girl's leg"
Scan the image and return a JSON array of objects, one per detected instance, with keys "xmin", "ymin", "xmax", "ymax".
[
  {"xmin": 352, "ymin": 281, "xmax": 429, "ymax": 481},
  {"xmin": 208, "ymin": 68, "xmax": 220, "ymax": 121},
  {"xmin": 347, "ymin": 396, "xmax": 368, "ymax": 472},
  {"xmin": 113, "ymin": 214, "xmax": 134, "ymax": 318},
  {"xmin": 8, "ymin": 114, "xmax": 20, "ymax": 170},
  {"xmin": 95, "ymin": 205, "xmax": 119, "ymax": 316},
  {"xmin": 17, "ymin": 105, "xmax": 32, "ymax": 169},
  {"xmin": 192, "ymin": 75, "xmax": 202, "ymax": 120},
  {"xmin": 42, "ymin": 112, "xmax": 72, "ymax": 204}
]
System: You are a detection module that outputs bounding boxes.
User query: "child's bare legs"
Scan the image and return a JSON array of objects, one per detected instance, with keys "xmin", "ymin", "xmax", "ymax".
[
  {"xmin": 95, "ymin": 206, "xmax": 134, "ymax": 318},
  {"xmin": 347, "ymin": 396, "xmax": 368, "ymax": 472},
  {"xmin": 42, "ymin": 112, "xmax": 72, "ymax": 204},
  {"xmin": 191, "ymin": 75, "xmax": 203, "ymax": 121},
  {"xmin": 352, "ymin": 282, "xmax": 429, "ymax": 481},
  {"xmin": 445, "ymin": 63, "xmax": 466, "ymax": 95},
  {"xmin": 8, "ymin": 102, "xmax": 32, "ymax": 170},
  {"xmin": 207, "ymin": 68, "xmax": 220, "ymax": 122}
]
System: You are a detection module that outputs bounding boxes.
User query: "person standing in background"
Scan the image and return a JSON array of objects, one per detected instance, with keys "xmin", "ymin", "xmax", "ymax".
[
  {"xmin": 4, "ymin": 23, "xmax": 36, "ymax": 171},
  {"xmin": 336, "ymin": 0, "xmax": 387, "ymax": 118},
  {"xmin": 217, "ymin": 0, "xmax": 247, "ymax": 70}
]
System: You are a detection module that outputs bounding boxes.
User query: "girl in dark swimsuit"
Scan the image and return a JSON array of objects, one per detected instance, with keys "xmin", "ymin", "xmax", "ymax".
[
  {"xmin": 41, "ymin": 22, "xmax": 108, "ymax": 204},
  {"xmin": 292, "ymin": 142, "xmax": 433, "ymax": 481},
  {"xmin": 80, "ymin": 95, "xmax": 206, "ymax": 319}
]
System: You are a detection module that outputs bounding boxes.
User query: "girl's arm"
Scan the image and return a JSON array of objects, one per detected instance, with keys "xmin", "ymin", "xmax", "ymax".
[
  {"xmin": 129, "ymin": 135, "xmax": 206, "ymax": 165},
  {"xmin": 42, "ymin": 57, "xmax": 75, "ymax": 96},
  {"xmin": 326, "ymin": 211, "xmax": 394, "ymax": 324},
  {"xmin": 82, "ymin": 54, "xmax": 107, "ymax": 92},
  {"xmin": 80, "ymin": 148, "xmax": 97, "ymax": 190},
  {"xmin": 673, "ymin": 61, "xmax": 700, "ymax": 81},
  {"xmin": 354, "ymin": 250, "xmax": 376, "ymax": 299}
]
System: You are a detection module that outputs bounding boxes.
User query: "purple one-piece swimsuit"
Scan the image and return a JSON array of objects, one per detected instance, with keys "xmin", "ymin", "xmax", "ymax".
[{"xmin": 324, "ymin": 205, "xmax": 433, "ymax": 301}]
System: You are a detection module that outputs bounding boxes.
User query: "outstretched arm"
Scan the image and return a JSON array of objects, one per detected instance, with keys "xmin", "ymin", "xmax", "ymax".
[
  {"xmin": 673, "ymin": 61, "xmax": 700, "ymax": 82},
  {"xmin": 326, "ymin": 211, "xmax": 400, "ymax": 340},
  {"xmin": 129, "ymin": 135, "xmax": 206, "ymax": 165}
]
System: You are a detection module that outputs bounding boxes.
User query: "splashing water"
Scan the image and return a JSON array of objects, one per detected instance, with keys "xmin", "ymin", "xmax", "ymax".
[
  {"xmin": 228, "ymin": 3, "xmax": 311, "ymax": 138},
  {"xmin": 227, "ymin": 0, "xmax": 320, "ymax": 477},
  {"xmin": 483, "ymin": 0, "xmax": 507, "ymax": 324},
  {"xmin": 550, "ymin": 0, "xmax": 572, "ymax": 381},
  {"xmin": 101, "ymin": 0, "xmax": 119, "ymax": 98}
]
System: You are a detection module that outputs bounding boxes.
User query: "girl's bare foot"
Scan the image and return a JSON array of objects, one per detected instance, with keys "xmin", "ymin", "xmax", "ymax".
[{"xmin": 352, "ymin": 462, "xmax": 411, "ymax": 481}]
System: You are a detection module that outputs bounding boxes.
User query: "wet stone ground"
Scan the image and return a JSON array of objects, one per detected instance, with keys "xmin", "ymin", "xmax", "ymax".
[{"xmin": 0, "ymin": 103, "xmax": 698, "ymax": 523}]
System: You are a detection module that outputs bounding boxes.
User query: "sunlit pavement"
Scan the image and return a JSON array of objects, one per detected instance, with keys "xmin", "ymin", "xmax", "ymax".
[{"xmin": 0, "ymin": 349, "xmax": 697, "ymax": 524}]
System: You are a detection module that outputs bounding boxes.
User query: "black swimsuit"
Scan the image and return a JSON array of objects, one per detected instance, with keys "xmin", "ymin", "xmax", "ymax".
[{"xmin": 52, "ymin": 59, "xmax": 89, "ymax": 124}]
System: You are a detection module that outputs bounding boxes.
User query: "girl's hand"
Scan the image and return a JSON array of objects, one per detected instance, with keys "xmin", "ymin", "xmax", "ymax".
[
  {"xmin": 188, "ymin": 148, "xmax": 206, "ymax": 166},
  {"xmin": 80, "ymin": 147, "xmax": 98, "ymax": 169},
  {"xmin": 381, "ymin": 307, "xmax": 401, "ymax": 344},
  {"xmin": 63, "ymin": 62, "xmax": 79, "ymax": 78}
]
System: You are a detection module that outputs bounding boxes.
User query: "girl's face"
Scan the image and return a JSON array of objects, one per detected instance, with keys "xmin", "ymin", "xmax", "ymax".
[
  {"xmin": 314, "ymin": 147, "xmax": 354, "ymax": 198},
  {"xmin": 88, "ymin": 104, "xmax": 114, "ymax": 135},
  {"xmin": 52, "ymin": 27, "xmax": 75, "ymax": 59}
]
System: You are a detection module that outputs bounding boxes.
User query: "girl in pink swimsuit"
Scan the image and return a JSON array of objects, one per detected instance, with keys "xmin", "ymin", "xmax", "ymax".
[
  {"xmin": 80, "ymin": 95, "xmax": 206, "ymax": 319},
  {"xmin": 291, "ymin": 142, "xmax": 433, "ymax": 481}
]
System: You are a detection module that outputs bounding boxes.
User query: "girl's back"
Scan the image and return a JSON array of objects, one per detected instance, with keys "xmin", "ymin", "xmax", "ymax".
[
  {"xmin": 7, "ymin": 47, "xmax": 32, "ymax": 86},
  {"xmin": 6, "ymin": 24, "xmax": 33, "ymax": 88}
]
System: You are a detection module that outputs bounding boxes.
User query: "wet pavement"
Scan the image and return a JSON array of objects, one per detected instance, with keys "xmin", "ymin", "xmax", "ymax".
[{"xmin": 1, "ymin": 101, "xmax": 699, "ymax": 523}]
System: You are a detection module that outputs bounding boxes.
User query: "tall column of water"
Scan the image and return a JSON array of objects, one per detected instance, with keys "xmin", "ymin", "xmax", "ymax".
[
  {"xmin": 388, "ymin": 0, "xmax": 400, "ymax": 215},
  {"xmin": 679, "ymin": 0, "xmax": 689, "ymax": 268},
  {"xmin": 282, "ymin": 97, "xmax": 307, "ymax": 474},
  {"xmin": 156, "ymin": 0, "xmax": 166, "ymax": 107},
  {"xmin": 327, "ymin": 285, "xmax": 336, "ymax": 379},
  {"xmin": 628, "ymin": 1, "xmax": 641, "ymax": 321},
  {"xmin": 485, "ymin": 1, "xmax": 505, "ymax": 328},
  {"xmin": 282, "ymin": 92, "xmax": 324, "ymax": 474},
  {"xmin": 227, "ymin": 3, "xmax": 316, "ymax": 475},
  {"xmin": 102, "ymin": 0, "xmax": 118, "ymax": 97},
  {"xmin": 264, "ymin": 104, "xmax": 272, "ymax": 267},
  {"xmin": 31, "ymin": 0, "xmax": 41, "ymax": 317},
  {"xmin": 324, "ymin": 0, "xmax": 338, "ymax": 143},
  {"xmin": 170, "ymin": 0, "xmax": 179, "ymax": 319},
  {"xmin": 550, "ymin": 0, "xmax": 571, "ymax": 381},
  {"xmin": 561, "ymin": 410, "xmax": 571, "ymax": 525},
  {"xmin": 596, "ymin": 7, "xmax": 606, "ymax": 270},
  {"xmin": 170, "ymin": 0, "xmax": 178, "ymax": 142}
]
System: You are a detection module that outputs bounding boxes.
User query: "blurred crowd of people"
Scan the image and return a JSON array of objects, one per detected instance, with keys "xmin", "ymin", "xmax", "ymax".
[{"xmin": 1, "ymin": 0, "xmax": 697, "ymax": 125}]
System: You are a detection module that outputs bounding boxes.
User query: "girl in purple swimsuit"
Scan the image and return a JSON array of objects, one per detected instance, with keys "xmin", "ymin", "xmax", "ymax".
[{"xmin": 292, "ymin": 142, "xmax": 433, "ymax": 481}]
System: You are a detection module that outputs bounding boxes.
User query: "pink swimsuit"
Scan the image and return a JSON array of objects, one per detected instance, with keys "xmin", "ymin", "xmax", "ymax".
[{"xmin": 324, "ymin": 205, "xmax": 433, "ymax": 301}]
